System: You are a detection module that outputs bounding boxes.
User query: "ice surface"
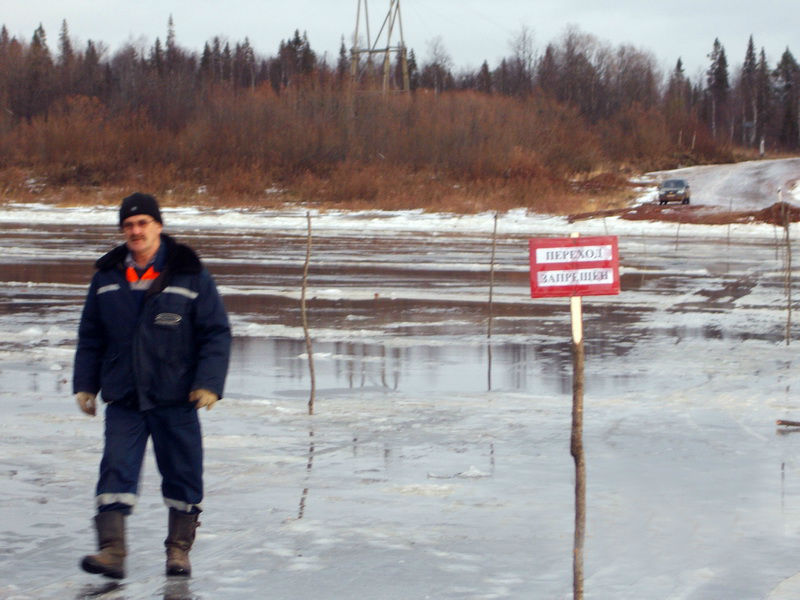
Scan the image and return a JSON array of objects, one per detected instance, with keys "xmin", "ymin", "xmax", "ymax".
[{"xmin": 1, "ymin": 159, "xmax": 800, "ymax": 598}]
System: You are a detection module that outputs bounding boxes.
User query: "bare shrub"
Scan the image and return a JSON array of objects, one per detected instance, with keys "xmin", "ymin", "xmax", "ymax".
[{"xmin": 0, "ymin": 80, "xmax": 691, "ymax": 214}]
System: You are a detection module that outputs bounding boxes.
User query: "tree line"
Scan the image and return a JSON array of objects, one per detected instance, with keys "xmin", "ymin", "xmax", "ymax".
[{"xmin": 0, "ymin": 18, "xmax": 798, "ymax": 209}]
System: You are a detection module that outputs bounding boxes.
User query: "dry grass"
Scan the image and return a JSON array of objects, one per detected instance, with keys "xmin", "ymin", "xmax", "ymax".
[{"xmin": 0, "ymin": 162, "xmax": 636, "ymax": 215}]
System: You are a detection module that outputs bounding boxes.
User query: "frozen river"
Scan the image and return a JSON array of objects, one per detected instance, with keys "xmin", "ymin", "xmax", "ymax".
[{"xmin": 2, "ymin": 162, "xmax": 800, "ymax": 599}]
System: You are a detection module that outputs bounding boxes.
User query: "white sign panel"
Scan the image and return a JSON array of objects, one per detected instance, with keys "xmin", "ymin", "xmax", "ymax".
[
  {"xmin": 537, "ymin": 268, "xmax": 616, "ymax": 287},
  {"xmin": 535, "ymin": 244, "xmax": 614, "ymax": 265}
]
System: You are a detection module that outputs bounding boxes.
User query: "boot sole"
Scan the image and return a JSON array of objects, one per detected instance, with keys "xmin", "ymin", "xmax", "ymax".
[{"xmin": 81, "ymin": 556, "xmax": 125, "ymax": 579}]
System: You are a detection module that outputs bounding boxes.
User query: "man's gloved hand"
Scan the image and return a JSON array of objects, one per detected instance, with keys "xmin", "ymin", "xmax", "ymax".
[
  {"xmin": 189, "ymin": 388, "xmax": 218, "ymax": 411},
  {"xmin": 76, "ymin": 392, "xmax": 97, "ymax": 416}
]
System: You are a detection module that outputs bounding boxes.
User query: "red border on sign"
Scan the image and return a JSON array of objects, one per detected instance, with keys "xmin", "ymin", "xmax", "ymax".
[{"xmin": 529, "ymin": 236, "xmax": 620, "ymax": 298}]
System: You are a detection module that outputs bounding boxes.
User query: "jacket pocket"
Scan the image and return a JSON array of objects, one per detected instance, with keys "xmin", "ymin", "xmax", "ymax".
[
  {"xmin": 149, "ymin": 310, "xmax": 194, "ymax": 400},
  {"xmin": 152, "ymin": 311, "xmax": 190, "ymax": 361},
  {"xmin": 100, "ymin": 349, "xmax": 134, "ymax": 400}
]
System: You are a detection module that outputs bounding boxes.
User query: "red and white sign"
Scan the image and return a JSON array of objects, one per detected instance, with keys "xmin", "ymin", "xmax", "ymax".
[{"xmin": 529, "ymin": 236, "xmax": 620, "ymax": 298}]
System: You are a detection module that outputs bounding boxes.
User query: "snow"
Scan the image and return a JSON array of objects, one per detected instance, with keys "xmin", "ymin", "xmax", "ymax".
[{"xmin": 1, "ymin": 158, "xmax": 800, "ymax": 598}]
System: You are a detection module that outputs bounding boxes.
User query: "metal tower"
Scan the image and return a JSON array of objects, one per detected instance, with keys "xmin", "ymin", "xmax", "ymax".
[{"xmin": 351, "ymin": 0, "xmax": 410, "ymax": 92}]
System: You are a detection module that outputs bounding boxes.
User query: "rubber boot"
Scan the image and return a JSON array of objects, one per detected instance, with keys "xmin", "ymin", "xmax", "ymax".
[
  {"xmin": 80, "ymin": 511, "xmax": 126, "ymax": 579},
  {"xmin": 165, "ymin": 509, "xmax": 200, "ymax": 577}
]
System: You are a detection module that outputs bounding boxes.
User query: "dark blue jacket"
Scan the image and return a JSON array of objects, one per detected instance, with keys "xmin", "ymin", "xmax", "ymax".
[{"xmin": 73, "ymin": 234, "xmax": 231, "ymax": 410}]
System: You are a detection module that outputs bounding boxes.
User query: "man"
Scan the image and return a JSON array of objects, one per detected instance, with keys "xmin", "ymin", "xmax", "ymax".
[{"xmin": 73, "ymin": 192, "xmax": 231, "ymax": 579}]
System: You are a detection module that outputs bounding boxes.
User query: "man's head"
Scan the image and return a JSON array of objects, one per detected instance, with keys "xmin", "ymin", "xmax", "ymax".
[
  {"xmin": 119, "ymin": 192, "xmax": 162, "ymax": 227},
  {"xmin": 119, "ymin": 193, "xmax": 163, "ymax": 264}
]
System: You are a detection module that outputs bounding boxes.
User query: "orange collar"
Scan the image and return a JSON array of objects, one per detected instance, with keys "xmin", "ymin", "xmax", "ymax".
[{"xmin": 126, "ymin": 265, "xmax": 159, "ymax": 283}]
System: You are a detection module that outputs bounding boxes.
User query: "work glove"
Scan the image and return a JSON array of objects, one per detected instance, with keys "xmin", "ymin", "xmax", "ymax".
[
  {"xmin": 76, "ymin": 392, "xmax": 97, "ymax": 416},
  {"xmin": 190, "ymin": 388, "xmax": 218, "ymax": 411}
]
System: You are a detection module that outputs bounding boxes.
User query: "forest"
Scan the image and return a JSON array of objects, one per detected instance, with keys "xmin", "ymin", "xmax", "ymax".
[{"xmin": 0, "ymin": 18, "xmax": 798, "ymax": 213}]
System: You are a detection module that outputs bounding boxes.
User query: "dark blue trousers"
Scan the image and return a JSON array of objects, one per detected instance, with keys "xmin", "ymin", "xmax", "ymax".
[{"xmin": 96, "ymin": 402, "xmax": 203, "ymax": 514}]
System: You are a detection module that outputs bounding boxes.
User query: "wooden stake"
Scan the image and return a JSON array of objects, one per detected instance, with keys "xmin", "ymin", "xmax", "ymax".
[
  {"xmin": 301, "ymin": 212, "xmax": 316, "ymax": 415},
  {"xmin": 572, "ymin": 337, "xmax": 585, "ymax": 600},
  {"xmin": 570, "ymin": 231, "xmax": 585, "ymax": 600},
  {"xmin": 487, "ymin": 212, "xmax": 498, "ymax": 391},
  {"xmin": 571, "ymin": 294, "xmax": 583, "ymax": 345},
  {"xmin": 782, "ymin": 191, "xmax": 792, "ymax": 346}
]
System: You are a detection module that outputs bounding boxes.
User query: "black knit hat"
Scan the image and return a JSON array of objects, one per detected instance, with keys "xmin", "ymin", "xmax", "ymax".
[{"xmin": 119, "ymin": 193, "xmax": 162, "ymax": 227}]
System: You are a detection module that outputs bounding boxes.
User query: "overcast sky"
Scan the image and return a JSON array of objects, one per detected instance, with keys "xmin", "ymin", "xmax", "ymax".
[{"xmin": 3, "ymin": 0, "xmax": 798, "ymax": 81}]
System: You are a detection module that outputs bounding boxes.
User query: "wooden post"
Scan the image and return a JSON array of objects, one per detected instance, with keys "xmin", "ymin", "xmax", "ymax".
[
  {"xmin": 301, "ymin": 212, "xmax": 316, "ymax": 414},
  {"xmin": 528, "ymin": 233, "xmax": 619, "ymax": 600},
  {"xmin": 570, "ymin": 232, "xmax": 585, "ymax": 600},
  {"xmin": 487, "ymin": 212, "xmax": 498, "ymax": 391},
  {"xmin": 782, "ymin": 191, "xmax": 792, "ymax": 346}
]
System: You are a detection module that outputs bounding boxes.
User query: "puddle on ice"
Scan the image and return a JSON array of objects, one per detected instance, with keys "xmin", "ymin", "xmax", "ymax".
[{"xmin": 232, "ymin": 336, "xmax": 575, "ymax": 396}]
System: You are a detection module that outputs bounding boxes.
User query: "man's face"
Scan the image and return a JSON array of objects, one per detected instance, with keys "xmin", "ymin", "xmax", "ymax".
[{"xmin": 122, "ymin": 215, "xmax": 163, "ymax": 260}]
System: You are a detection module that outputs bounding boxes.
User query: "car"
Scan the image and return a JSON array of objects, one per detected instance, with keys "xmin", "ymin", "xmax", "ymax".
[{"xmin": 657, "ymin": 179, "xmax": 691, "ymax": 205}]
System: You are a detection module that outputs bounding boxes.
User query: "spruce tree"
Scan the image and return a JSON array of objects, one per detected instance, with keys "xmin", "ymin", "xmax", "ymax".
[
  {"xmin": 477, "ymin": 60, "xmax": 492, "ymax": 94},
  {"xmin": 773, "ymin": 48, "xmax": 800, "ymax": 148},
  {"xmin": 336, "ymin": 37, "xmax": 349, "ymax": 84},
  {"xmin": 665, "ymin": 58, "xmax": 691, "ymax": 139},
  {"xmin": 741, "ymin": 36, "xmax": 758, "ymax": 145},
  {"xmin": 406, "ymin": 49, "xmax": 418, "ymax": 90},
  {"xmin": 20, "ymin": 24, "xmax": 54, "ymax": 119},
  {"xmin": 536, "ymin": 44, "xmax": 559, "ymax": 97},
  {"xmin": 706, "ymin": 38, "xmax": 730, "ymax": 139},
  {"xmin": 57, "ymin": 20, "xmax": 76, "ymax": 97},
  {"xmin": 755, "ymin": 48, "xmax": 772, "ymax": 145}
]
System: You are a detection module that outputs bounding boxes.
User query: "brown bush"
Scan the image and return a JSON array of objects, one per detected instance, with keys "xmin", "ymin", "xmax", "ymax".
[{"xmin": 0, "ymin": 84, "xmax": 719, "ymax": 214}]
